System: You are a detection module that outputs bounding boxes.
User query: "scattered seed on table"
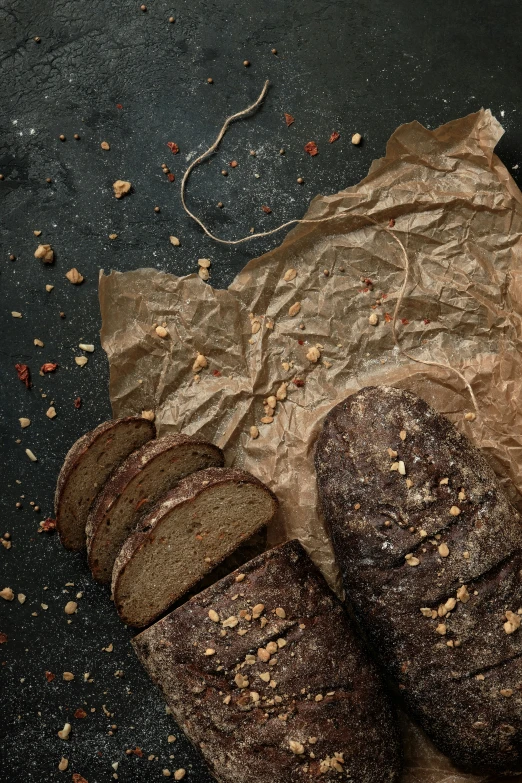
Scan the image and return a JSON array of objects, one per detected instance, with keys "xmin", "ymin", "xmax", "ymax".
[
  {"xmin": 169, "ymin": 236, "xmax": 180, "ymax": 246},
  {"xmin": 100, "ymin": 141, "xmax": 110, "ymax": 150},
  {"xmin": 169, "ymin": 16, "xmax": 175, "ymax": 22},
  {"xmin": 279, "ymin": 148, "xmax": 285, "ymax": 155},
  {"xmin": 140, "ymin": 4, "xmax": 147, "ymax": 10},
  {"xmin": 230, "ymin": 160, "xmax": 238, "ymax": 168},
  {"xmin": 0, "ymin": 174, "xmax": 4, "ymax": 181},
  {"xmin": 271, "ymin": 48, "xmax": 277, "ymax": 54},
  {"xmin": 73, "ymin": 134, "xmax": 80, "ymax": 140},
  {"xmin": 217, "ymin": 201, "xmax": 223, "ymax": 208},
  {"xmin": 34, "ymin": 36, "xmax": 40, "ymax": 42},
  {"xmin": 207, "ymin": 77, "xmax": 213, "ymax": 83},
  {"xmin": 297, "ymin": 177, "xmax": 304, "ymax": 184},
  {"xmin": 221, "ymin": 169, "xmax": 228, "ymax": 176},
  {"xmin": 154, "ymin": 206, "xmax": 161, "ymax": 213},
  {"xmin": 59, "ymin": 135, "xmax": 66, "ymax": 142},
  {"xmin": 25, "ymin": 449, "xmax": 37, "ymax": 462},
  {"xmin": 351, "ymin": 133, "xmax": 362, "ymax": 145},
  {"xmin": 243, "ymin": 60, "xmax": 250, "ymax": 66},
  {"xmin": 9, "ymin": 254, "xmax": 15, "ymax": 260},
  {"xmin": 45, "ymin": 177, "xmax": 52, "ymax": 183}
]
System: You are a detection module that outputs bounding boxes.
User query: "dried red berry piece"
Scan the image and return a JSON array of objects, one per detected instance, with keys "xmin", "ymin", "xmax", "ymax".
[
  {"xmin": 423, "ymin": 318, "xmax": 430, "ymax": 325},
  {"xmin": 293, "ymin": 378, "xmax": 305, "ymax": 387},
  {"xmin": 45, "ymin": 671, "xmax": 55, "ymax": 682},
  {"xmin": 116, "ymin": 103, "xmax": 123, "ymax": 109},
  {"xmin": 388, "ymin": 218, "xmax": 396, "ymax": 228},
  {"xmin": 74, "ymin": 708, "xmax": 87, "ymax": 719},
  {"xmin": 401, "ymin": 318, "xmax": 410, "ymax": 325},
  {"xmin": 167, "ymin": 142, "xmax": 179, "ymax": 154},
  {"xmin": 72, "ymin": 775, "xmax": 88, "ymax": 783},
  {"xmin": 304, "ymin": 141, "xmax": 318, "ymax": 156},
  {"xmin": 15, "ymin": 363, "xmax": 31, "ymax": 388},
  {"xmin": 261, "ymin": 205, "xmax": 272, "ymax": 214},
  {"xmin": 384, "ymin": 313, "xmax": 392, "ymax": 323},
  {"xmin": 212, "ymin": 370, "xmax": 221, "ymax": 377},
  {"xmin": 329, "ymin": 131, "xmax": 340, "ymax": 143},
  {"xmin": 284, "ymin": 113, "xmax": 295, "ymax": 127},
  {"xmin": 131, "ymin": 747, "xmax": 143, "ymax": 757},
  {"xmin": 41, "ymin": 362, "xmax": 58, "ymax": 374},
  {"xmin": 0, "ymin": 633, "xmax": 7, "ymax": 644},
  {"xmin": 40, "ymin": 518, "xmax": 57, "ymax": 532},
  {"xmin": 167, "ymin": 173, "xmax": 175, "ymax": 182},
  {"xmin": 74, "ymin": 397, "xmax": 82, "ymax": 409}
]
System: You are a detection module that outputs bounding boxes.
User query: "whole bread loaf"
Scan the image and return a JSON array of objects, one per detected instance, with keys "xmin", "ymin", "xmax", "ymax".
[
  {"xmin": 315, "ymin": 385, "xmax": 522, "ymax": 775},
  {"xmin": 55, "ymin": 416, "xmax": 155, "ymax": 550},
  {"xmin": 132, "ymin": 539, "xmax": 401, "ymax": 783}
]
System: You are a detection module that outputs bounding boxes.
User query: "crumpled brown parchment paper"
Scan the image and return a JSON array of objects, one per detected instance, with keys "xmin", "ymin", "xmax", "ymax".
[{"xmin": 99, "ymin": 109, "xmax": 522, "ymax": 783}]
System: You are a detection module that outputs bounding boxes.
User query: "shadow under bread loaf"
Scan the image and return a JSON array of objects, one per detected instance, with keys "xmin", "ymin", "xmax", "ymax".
[
  {"xmin": 315, "ymin": 384, "xmax": 522, "ymax": 776},
  {"xmin": 132, "ymin": 539, "xmax": 401, "ymax": 783}
]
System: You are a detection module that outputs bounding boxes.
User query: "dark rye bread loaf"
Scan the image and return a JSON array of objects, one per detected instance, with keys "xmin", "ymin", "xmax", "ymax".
[
  {"xmin": 132, "ymin": 539, "xmax": 401, "ymax": 783},
  {"xmin": 86, "ymin": 434, "xmax": 224, "ymax": 584},
  {"xmin": 112, "ymin": 467, "xmax": 278, "ymax": 628},
  {"xmin": 315, "ymin": 385, "xmax": 522, "ymax": 775},
  {"xmin": 55, "ymin": 416, "xmax": 155, "ymax": 551}
]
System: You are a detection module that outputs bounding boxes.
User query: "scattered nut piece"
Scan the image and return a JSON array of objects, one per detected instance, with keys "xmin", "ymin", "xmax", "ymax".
[
  {"xmin": 276, "ymin": 382, "xmax": 288, "ymax": 401},
  {"xmin": 464, "ymin": 412, "xmax": 476, "ymax": 421},
  {"xmin": 258, "ymin": 648, "xmax": 270, "ymax": 663},
  {"xmin": 504, "ymin": 611, "xmax": 521, "ymax": 635},
  {"xmin": 351, "ymin": 133, "xmax": 362, "ymax": 145},
  {"xmin": 445, "ymin": 597, "xmax": 457, "ymax": 611},
  {"xmin": 438, "ymin": 543, "xmax": 450, "ymax": 558},
  {"xmin": 249, "ymin": 425, "xmax": 259, "ymax": 439},
  {"xmin": 167, "ymin": 735, "xmax": 176, "ymax": 743},
  {"xmin": 398, "ymin": 461, "xmax": 406, "ymax": 475},
  {"xmin": 65, "ymin": 268, "xmax": 84, "ymax": 285},
  {"xmin": 12, "ymin": 311, "xmax": 22, "ymax": 318},
  {"xmin": 18, "ymin": 593, "xmax": 26, "ymax": 604},
  {"xmin": 58, "ymin": 757, "xmax": 69, "ymax": 771},
  {"xmin": 500, "ymin": 688, "xmax": 514, "ymax": 697},
  {"xmin": 45, "ymin": 285, "xmax": 54, "ymax": 292},
  {"xmin": 405, "ymin": 478, "xmax": 413, "ymax": 488},
  {"xmin": 198, "ymin": 258, "xmax": 211, "ymax": 269},
  {"xmin": 405, "ymin": 554, "xmax": 420, "ymax": 566},
  {"xmin": 46, "ymin": 407, "xmax": 57, "ymax": 419},
  {"xmin": 435, "ymin": 623, "xmax": 447, "ymax": 636},
  {"xmin": 420, "ymin": 608, "xmax": 432, "ymax": 617},
  {"xmin": 234, "ymin": 673, "xmax": 249, "ymax": 689},
  {"xmin": 204, "ymin": 648, "xmax": 216, "ymax": 656},
  {"xmin": 169, "ymin": 236, "xmax": 180, "ymax": 246},
  {"xmin": 306, "ymin": 346, "xmax": 321, "ymax": 363},
  {"xmin": 78, "ymin": 344, "xmax": 94, "ymax": 352},
  {"xmin": 450, "ymin": 506, "xmax": 461, "ymax": 516},
  {"xmin": 283, "ymin": 268, "xmax": 297, "ymax": 282},
  {"xmin": 64, "ymin": 601, "xmax": 78, "ymax": 615},
  {"xmin": 275, "ymin": 607, "xmax": 286, "ymax": 619},
  {"xmin": 289, "ymin": 740, "xmax": 305, "ymax": 755},
  {"xmin": 192, "ymin": 353, "xmax": 207, "ymax": 372},
  {"xmin": 34, "ymin": 338, "xmax": 44, "ymax": 347},
  {"xmin": 155, "ymin": 326, "xmax": 169, "ymax": 338},
  {"xmin": 19, "ymin": 418, "xmax": 31, "ymax": 428},
  {"xmin": 198, "ymin": 267, "xmax": 210, "ymax": 281},
  {"xmin": 0, "ymin": 588, "xmax": 14, "ymax": 601},
  {"xmin": 113, "ymin": 180, "xmax": 131, "ymax": 198},
  {"xmin": 25, "ymin": 449, "xmax": 37, "ymax": 462},
  {"xmin": 368, "ymin": 313, "xmax": 379, "ymax": 326},
  {"xmin": 101, "ymin": 141, "xmax": 110, "ymax": 150},
  {"xmin": 252, "ymin": 604, "xmax": 265, "ymax": 619},
  {"xmin": 141, "ymin": 410, "xmax": 155, "ymax": 421},
  {"xmin": 57, "ymin": 723, "xmax": 72, "ymax": 740},
  {"xmin": 222, "ymin": 616, "xmax": 238, "ymax": 628},
  {"xmin": 75, "ymin": 357, "xmax": 88, "ymax": 367},
  {"xmin": 456, "ymin": 585, "xmax": 470, "ymax": 603},
  {"xmin": 399, "ymin": 430, "xmax": 407, "ymax": 440},
  {"xmin": 174, "ymin": 771, "xmax": 186, "ymax": 781},
  {"xmin": 34, "ymin": 244, "xmax": 54, "ymax": 263},
  {"xmin": 63, "ymin": 672, "xmax": 74, "ymax": 681},
  {"xmin": 288, "ymin": 302, "xmax": 301, "ymax": 317}
]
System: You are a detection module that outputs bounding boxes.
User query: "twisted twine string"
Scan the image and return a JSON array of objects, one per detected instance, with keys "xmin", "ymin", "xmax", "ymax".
[{"xmin": 179, "ymin": 80, "xmax": 478, "ymax": 413}]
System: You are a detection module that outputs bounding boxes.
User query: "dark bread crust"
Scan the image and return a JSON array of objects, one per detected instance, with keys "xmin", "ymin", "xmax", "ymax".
[
  {"xmin": 315, "ymin": 385, "xmax": 522, "ymax": 775},
  {"xmin": 132, "ymin": 539, "xmax": 401, "ymax": 783},
  {"xmin": 54, "ymin": 416, "xmax": 155, "ymax": 550},
  {"xmin": 86, "ymin": 434, "xmax": 224, "ymax": 582},
  {"xmin": 112, "ymin": 467, "xmax": 278, "ymax": 627}
]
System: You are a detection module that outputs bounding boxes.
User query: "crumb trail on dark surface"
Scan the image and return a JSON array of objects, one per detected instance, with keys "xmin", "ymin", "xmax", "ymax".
[{"xmin": 1, "ymin": 0, "xmax": 522, "ymax": 781}]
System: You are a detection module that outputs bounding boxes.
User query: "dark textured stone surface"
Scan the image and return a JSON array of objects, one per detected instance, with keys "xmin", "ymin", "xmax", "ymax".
[{"xmin": 1, "ymin": 0, "xmax": 522, "ymax": 780}]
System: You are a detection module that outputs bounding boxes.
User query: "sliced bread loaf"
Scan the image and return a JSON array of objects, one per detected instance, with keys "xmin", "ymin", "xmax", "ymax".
[
  {"xmin": 112, "ymin": 467, "xmax": 278, "ymax": 627},
  {"xmin": 55, "ymin": 416, "xmax": 155, "ymax": 551},
  {"xmin": 86, "ymin": 434, "xmax": 224, "ymax": 584},
  {"xmin": 132, "ymin": 540, "xmax": 401, "ymax": 783}
]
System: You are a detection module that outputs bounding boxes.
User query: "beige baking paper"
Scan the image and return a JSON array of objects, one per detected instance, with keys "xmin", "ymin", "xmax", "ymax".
[{"xmin": 100, "ymin": 109, "xmax": 522, "ymax": 782}]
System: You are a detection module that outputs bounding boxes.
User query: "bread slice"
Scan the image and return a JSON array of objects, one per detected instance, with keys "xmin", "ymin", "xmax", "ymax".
[
  {"xmin": 132, "ymin": 540, "xmax": 401, "ymax": 783},
  {"xmin": 87, "ymin": 435, "xmax": 224, "ymax": 585},
  {"xmin": 55, "ymin": 416, "xmax": 155, "ymax": 551},
  {"xmin": 112, "ymin": 467, "xmax": 278, "ymax": 627}
]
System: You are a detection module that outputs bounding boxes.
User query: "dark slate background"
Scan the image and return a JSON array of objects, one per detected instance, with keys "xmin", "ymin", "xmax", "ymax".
[{"xmin": 1, "ymin": 1, "xmax": 521, "ymax": 781}]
